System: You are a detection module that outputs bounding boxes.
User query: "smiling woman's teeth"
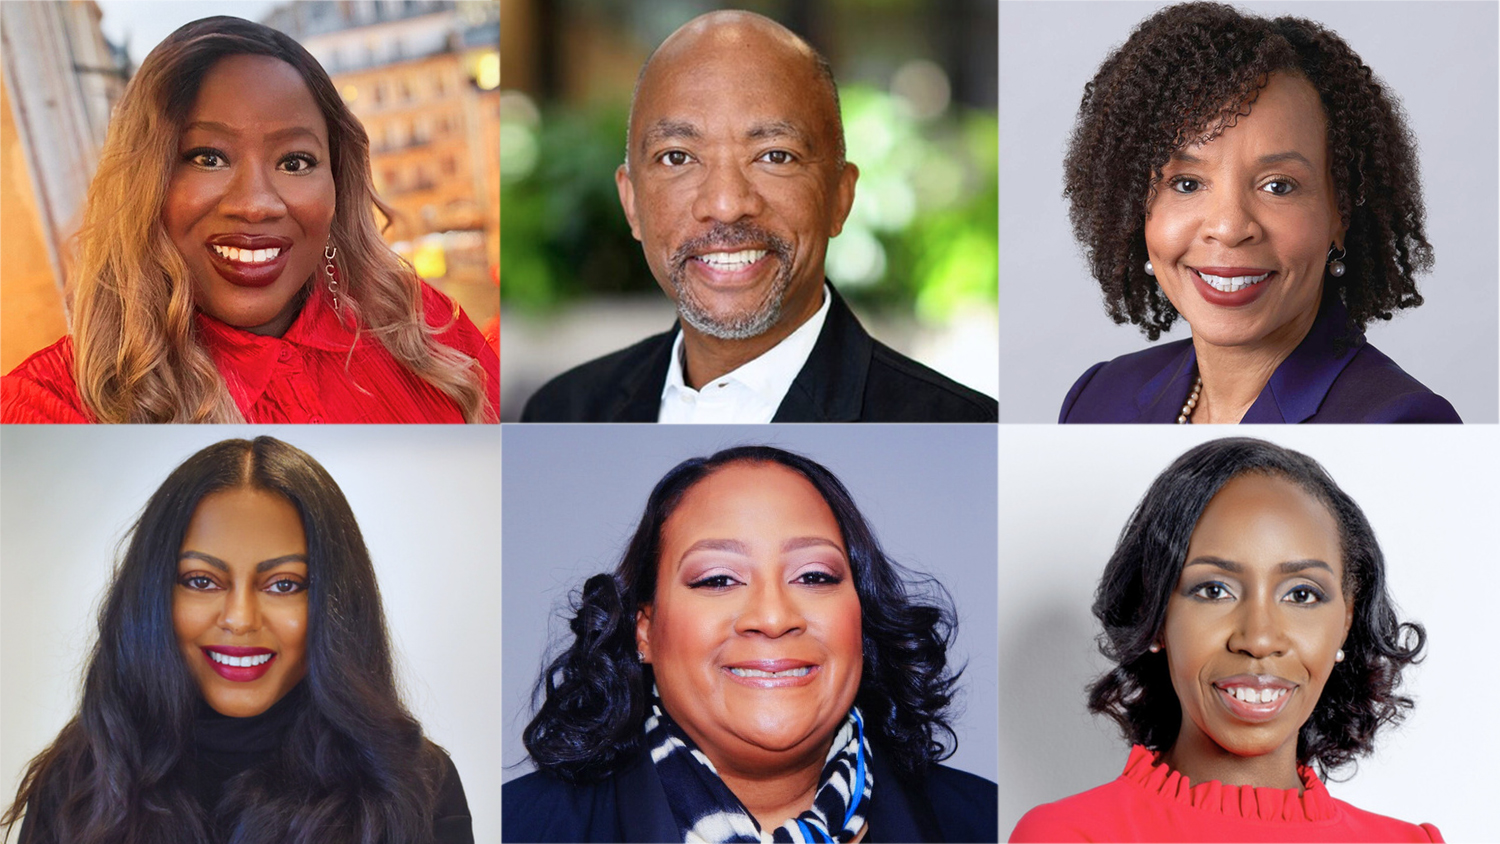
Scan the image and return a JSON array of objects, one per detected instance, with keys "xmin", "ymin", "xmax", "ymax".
[
  {"xmin": 1226, "ymin": 686, "xmax": 1287, "ymax": 704},
  {"xmin": 1199, "ymin": 271, "xmax": 1272, "ymax": 292},
  {"xmin": 729, "ymin": 666, "xmax": 811, "ymax": 678},
  {"xmin": 209, "ymin": 652, "xmax": 272, "ymax": 667},
  {"xmin": 213, "ymin": 245, "xmax": 282, "ymax": 264},
  {"xmin": 697, "ymin": 249, "xmax": 767, "ymax": 271}
]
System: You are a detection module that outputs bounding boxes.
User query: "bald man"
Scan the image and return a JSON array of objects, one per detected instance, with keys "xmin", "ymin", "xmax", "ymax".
[{"xmin": 520, "ymin": 11, "xmax": 997, "ymax": 423}]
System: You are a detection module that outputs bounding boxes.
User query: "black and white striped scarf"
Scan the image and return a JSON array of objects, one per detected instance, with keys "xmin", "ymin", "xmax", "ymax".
[{"xmin": 645, "ymin": 691, "xmax": 873, "ymax": 843}]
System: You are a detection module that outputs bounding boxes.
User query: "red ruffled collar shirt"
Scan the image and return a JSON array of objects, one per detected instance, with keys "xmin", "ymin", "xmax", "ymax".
[
  {"xmin": 1, "ymin": 283, "xmax": 498, "ymax": 423},
  {"xmin": 1009, "ymin": 745, "xmax": 1442, "ymax": 842}
]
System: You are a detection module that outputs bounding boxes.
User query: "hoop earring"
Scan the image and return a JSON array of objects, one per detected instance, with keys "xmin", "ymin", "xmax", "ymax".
[
  {"xmin": 1326, "ymin": 244, "xmax": 1346, "ymax": 278},
  {"xmin": 324, "ymin": 242, "xmax": 341, "ymax": 311}
]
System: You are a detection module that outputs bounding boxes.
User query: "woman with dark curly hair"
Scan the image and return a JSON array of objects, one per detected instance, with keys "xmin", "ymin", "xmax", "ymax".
[
  {"xmin": 2, "ymin": 436, "xmax": 473, "ymax": 843},
  {"xmin": 503, "ymin": 445, "xmax": 996, "ymax": 842},
  {"xmin": 1057, "ymin": 2, "xmax": 1459, "ymax": 423},
  {"xmin": 1010, "ymin": 438, "xmax": 1438, "ymax": 841}
]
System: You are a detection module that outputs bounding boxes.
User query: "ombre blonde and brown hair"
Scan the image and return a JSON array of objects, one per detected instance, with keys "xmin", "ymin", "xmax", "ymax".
[{"xmin": 70, "ymin": 15, "xmax": 492, "ymax": 422}]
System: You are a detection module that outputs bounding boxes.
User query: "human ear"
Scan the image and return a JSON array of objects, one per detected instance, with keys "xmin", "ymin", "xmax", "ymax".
[
  {"xmin": 635, "ymin": 604, "xmax": 653, "ymax": 663},
  {"xmin": 827, "ymin": 162, "xmax": 858, "ymax": 238},
  {"xmin": 616, "ymin": 164, "xmax": 642, "ymax": 242}
]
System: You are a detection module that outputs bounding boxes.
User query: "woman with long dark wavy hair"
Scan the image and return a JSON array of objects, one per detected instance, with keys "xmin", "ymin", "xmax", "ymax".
[
  {"xmin": 504, "ymin": 445, "xmax": 997, "ymax": 842},
  {"xmin": 2, "ymin": 436, "xmax": 472, "ymax": 843},
  {"xmin": 0, "ymin": 17, "xmax": 497, "ymax": 423},
  {"xmin": 1011, "ymin": 438, "xmax": 1438, "ymax": 842}
]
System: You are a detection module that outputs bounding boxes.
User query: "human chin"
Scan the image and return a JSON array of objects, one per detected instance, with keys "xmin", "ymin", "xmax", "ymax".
[
  {"xmin": 192, "ymin": 267, "xmax": 310, "ymax": 334},
  {"xmin": 669, "ymin": 255, "xmax": 790, "ymax": 340}
]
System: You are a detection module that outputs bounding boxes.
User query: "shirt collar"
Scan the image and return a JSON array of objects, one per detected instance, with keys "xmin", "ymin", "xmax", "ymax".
[
  {"xmin": 194, "ymin": 291, "xmax": 356, "ymax": 405},
  {"xmin": 660, "ymin": 284, "xmax": 832, "ymax": 415}
]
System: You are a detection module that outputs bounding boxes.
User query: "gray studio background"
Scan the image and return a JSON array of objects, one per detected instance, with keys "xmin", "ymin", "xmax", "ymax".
[
  {"xmin": 0, "ymin": 426, "xmax": 501, "ymax": 844},
  {"xmin": 999, "ymin": 1, "xmax": 1498, "ymax": 423},
  {"xmin": 998, "ymin": 426, "xmax": 1499, "ymax": 841},
  {"xmin": 501, "ymin": 425, "xmax": 999, "ymax": 785}
]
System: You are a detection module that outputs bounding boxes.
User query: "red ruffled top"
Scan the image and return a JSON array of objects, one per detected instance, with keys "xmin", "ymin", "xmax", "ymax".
[
  {"xmin": 1009, "ymin": 745, "xmax": 1443, "ymax": 842},
  {"xmin": 1, "ymin": 283, "xmax": 498, "ymax": 423}
]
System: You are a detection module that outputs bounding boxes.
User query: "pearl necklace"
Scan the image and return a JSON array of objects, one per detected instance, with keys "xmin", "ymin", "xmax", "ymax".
[{"xmin": 1177, "ymin": 375, "xmax": 1202, "ymax": 424}]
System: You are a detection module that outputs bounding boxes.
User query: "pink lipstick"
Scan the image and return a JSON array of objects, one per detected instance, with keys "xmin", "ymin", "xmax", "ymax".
[
  {"xmin": 202, "ymin": 645, "xmax": 277, "ymax": 682},
  {"xmin": 722, "ymin": 659, "xmax": 819, "ymax": 689},
  {"xmin": 1213, "ymin": 674, "xmax": 1296, "ymax": 723}
]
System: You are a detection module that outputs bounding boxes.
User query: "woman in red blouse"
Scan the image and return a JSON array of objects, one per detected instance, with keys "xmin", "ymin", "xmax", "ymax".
[
  {"xmin": 1010, "ymin": 438, "xmax": 1441, "ymax": 842},
  {"xmin": 1, "ymin": 17, "xmax": 497, "ymax": 423}
]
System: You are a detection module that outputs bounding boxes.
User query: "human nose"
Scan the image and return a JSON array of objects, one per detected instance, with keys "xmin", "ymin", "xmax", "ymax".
[
  {"xmin": 220, "ymin": 161, "xmax": 287, "ymax": 222},
  {"xmin": 734, "ymin": 580, "xmax": 805, "ymax": 638},
  {"xmin": 218, "ymin": 586, "xmax": 261, "ymax": 636},
  {"xmin": 691, "ymin": 160, "xmax": 764, "ymax": 224},
  {"xmin": 1226, "ymin": 594, "xmax": 1288, "ymax": 659},
  {"xmin": 1201, "ymin": 185, "xmax": 1261, "ymax": 246}
]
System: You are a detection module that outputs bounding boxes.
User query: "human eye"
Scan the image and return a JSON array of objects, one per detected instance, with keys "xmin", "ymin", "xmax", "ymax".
[
  {"xmin": 657, "ymin": 149, "xmax": 694, "ymax": 167},
  {"xmin": 794, "ymin": 569, "xmax": 842, "ymax": 586},
  {"xmin": 1186, "ymin": 580, "xmax": 1234, "ymax": 601},
  {"xmin": 264, "ymin": 576, "xmax": 307, "ymax": 595},
  {"xmin": 1260, "ymin": 178, "xmax": 1297, "ymax": 196},
  {"xmin": 687, "ymin": 573, "xmax": 740, "ymax": 590},
  {"xmin": 179, "ymin": 573, "xmax": 220, "ymax": 591},
  {"xmin": 1283, "ymin": 584, "xmax": 1326, "ymax": 605},
  {"xmin": 278, "ymin": 152, "xmax": 318, "ymax": 174},
  {"xmin": 757, "ymin": 149, "xmax": 796, "ymax": 165},
  {"xmin": 1168, "ymin": 176, "xmax": 1201, "ymax": 194},
  {"xmin": 183, "ymin": 147, "xmax": 228, "ymax": 169}
]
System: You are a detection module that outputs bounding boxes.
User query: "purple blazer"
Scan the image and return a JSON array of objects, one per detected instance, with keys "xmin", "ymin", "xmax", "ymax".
[{"xmin": 1060, "ymin": 300, "xmax": 1461, "ymax": 424}]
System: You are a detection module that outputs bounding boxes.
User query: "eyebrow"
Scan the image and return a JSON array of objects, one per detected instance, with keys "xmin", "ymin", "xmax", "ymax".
[
  {"xmin": 182, "ymin": 120, "xmax": 322, "ymax": 144},
  {"xmin": 1183, "ymin": 556, "xmax": 1335, "ymax": 576},
  {"xmin": 179, "ymin": 550, "xmax": 308, "ymax": 573},
  {"xmin": 640, "ymin": 119, "xmax": 701, "ymax": 153},
  {"xmin": 1169, "ymin": 150, "xmax": 1315, "ymax": 168},
  {"xmin": 746, "ymin": 120, "xmax": 810, "ymax": 146},
  {"xmin": 676, "ymin": 536, "xmax": 845, "ymax": 564}
]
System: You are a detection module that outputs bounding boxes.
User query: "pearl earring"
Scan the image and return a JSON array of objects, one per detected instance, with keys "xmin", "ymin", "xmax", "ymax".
[
  {"xmin": 1144, "ymin": 260, "xmax": 1155, "ymax": 277},
  {"xmin": 1335, "ymin": 649, "xmax": 1345, "ymax": 663},
  {"xmin": 1148, "ymin": 643, "xmax": 1161, "ymax": 653},
  {"xmin": 1327, "ymin": 244, "xmax": 1346, "ymax": 278}
]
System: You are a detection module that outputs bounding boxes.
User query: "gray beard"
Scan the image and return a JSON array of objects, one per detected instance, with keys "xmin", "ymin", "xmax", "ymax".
[{"xmin": 670, "ymin": 260, "xmax": 791, "ymax": 340}]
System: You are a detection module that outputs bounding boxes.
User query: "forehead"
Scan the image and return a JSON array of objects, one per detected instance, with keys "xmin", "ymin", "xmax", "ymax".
[
  {"xmin": 185, "ymin": 53, "xmax": 328, "ymax": 139},
  {"xmin": 1175, "ymin": 72, "xmax": 1329, "ymax": 165},
  {"xmin": 1186, "ymin": 473, "xmax": 1342, "ymax": 576},
  {"xmin": 180, "ymin": 487, "xmax": 307, "ymax": 558},
  {"xmin": 661, "ymin": 463, "xmax": 842, "ymax": 550},
  {"xmin": 631, "ymin": 27, "xmax": 834, "ymax": 147}
]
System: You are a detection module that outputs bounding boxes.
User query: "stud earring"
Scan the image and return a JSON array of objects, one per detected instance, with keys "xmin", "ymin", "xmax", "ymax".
[
  {"xmin": 1335, "ymin": 649, "xmax": 1345, "ymax": 663},
  {"xmin": 637, "ymin": 650, "xmax": 647, "ymax": 663},
  {"xmin": 324, "ymin": 242, "xmax": 341, "ymax": 311},
  {"xmin": 1144, "ymin": 260, "xmax": 1155, "ymax": 277},
  {"xmin": 1326, "ymin": 244, "xmax": 1346, "ymax": 278},
  {"xmin": 1148, "ymin": 643, "xmax": 1161, "ymax": 653}
]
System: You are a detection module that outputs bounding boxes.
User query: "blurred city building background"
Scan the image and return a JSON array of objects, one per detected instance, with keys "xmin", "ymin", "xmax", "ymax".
[
  {"xmin": 1, "ymin": 0, "xmax": 499, "ymax": 374},
  {"xmin": 500, "ymin": 0, "xmax": 999, "ymax": 419}
]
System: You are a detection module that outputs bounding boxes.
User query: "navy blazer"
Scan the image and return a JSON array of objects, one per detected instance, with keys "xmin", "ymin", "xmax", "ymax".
[
  {"xmin": 501, "ymin": 748, "xmax": 999, "ymax": 843},
  {"xmin": 1060, "ymin": 300, "xmax": 1461, "ymax": 423},
  {"xmin": 519, "ymin": 284, "xmax": 997, "ymax": 422}
]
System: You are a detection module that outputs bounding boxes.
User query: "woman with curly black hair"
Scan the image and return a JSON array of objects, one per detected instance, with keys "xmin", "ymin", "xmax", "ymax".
[
  {"xmin": 1056, "ymin": 2, "xmax": 1460, "ymax": 423},
  {"xmin": 1011, "ymin": 438, "xmax": 1438, "ymax": 841},
  {"xmin": 3, "ymin": 436, "xmax": 473, "ymax": 843},
  {"xmin": 503, "ymin": 445, "xmax": 996, "ymax": 842}
]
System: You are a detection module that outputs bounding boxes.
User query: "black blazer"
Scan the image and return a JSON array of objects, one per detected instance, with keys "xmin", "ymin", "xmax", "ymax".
[
  {"xmin": 520, "ymin": 285, "xmax": 997, "ymax": 422},
  {"xmin": 501, "ymin": 748, "xmax": 998, "ymax": 843}
]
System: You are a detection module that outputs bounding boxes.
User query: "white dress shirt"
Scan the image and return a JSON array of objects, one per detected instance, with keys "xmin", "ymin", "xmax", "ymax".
[{"xmin": 658, "ymin": 286, "xmax": 832, "ymax": 423}]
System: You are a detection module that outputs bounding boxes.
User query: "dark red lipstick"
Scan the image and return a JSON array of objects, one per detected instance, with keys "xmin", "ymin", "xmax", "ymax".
[
  {"xmin": 205, "ymin": 234, "xmax": 293, "ymax": 289},
  {"xmin": 202, "ymin": 645, "xmax": 277, "ymax": 682}
]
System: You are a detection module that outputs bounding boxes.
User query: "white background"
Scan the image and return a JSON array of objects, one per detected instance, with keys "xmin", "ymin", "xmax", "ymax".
[
  {"xmin": 998, "ymin": 425, "xmax": 1500, "ymax": 842},
  {"xmin": 0, "ymin": 426, "xmax": 500, "ymax": 844}
]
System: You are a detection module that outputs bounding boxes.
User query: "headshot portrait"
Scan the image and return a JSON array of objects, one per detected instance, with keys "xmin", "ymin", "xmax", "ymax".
[
  {"xmin": 999, "ymin": 1, "xmax": 1497, "ymax": 423},
  {"xmin": 997, "ymin": 426, "xmax": 1496, "ymax": 841},
  {"xmin": 0, "ymin": 6, "xmax": 500, "ymax": 423},
  {"xmin": 501, "ymin": 425, "xmax": 999, "ymax": 841},
  {"xmin": 501, "ymin": 1, "xmax": 999, "ymax": 422},
  {"xmin": 0, "ymin": 426, "xmax": 500, "ymax": 842}
]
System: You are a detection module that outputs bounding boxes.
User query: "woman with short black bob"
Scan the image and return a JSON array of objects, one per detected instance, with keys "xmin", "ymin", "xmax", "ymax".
[
  {"xmin": 1058, "ymin": 3, "xmax": 1459, "ymax": 423},
  {"xmin": 505, "ymin": 445, "xmax": 997, "ymax": 842},
  {"xmin": 3, "ymin": 437, "xmax": 472, "ymax": 843},
  {"xmin": 1012, "ymin": 438, "xmax": 1438, "ymax": 841}
]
